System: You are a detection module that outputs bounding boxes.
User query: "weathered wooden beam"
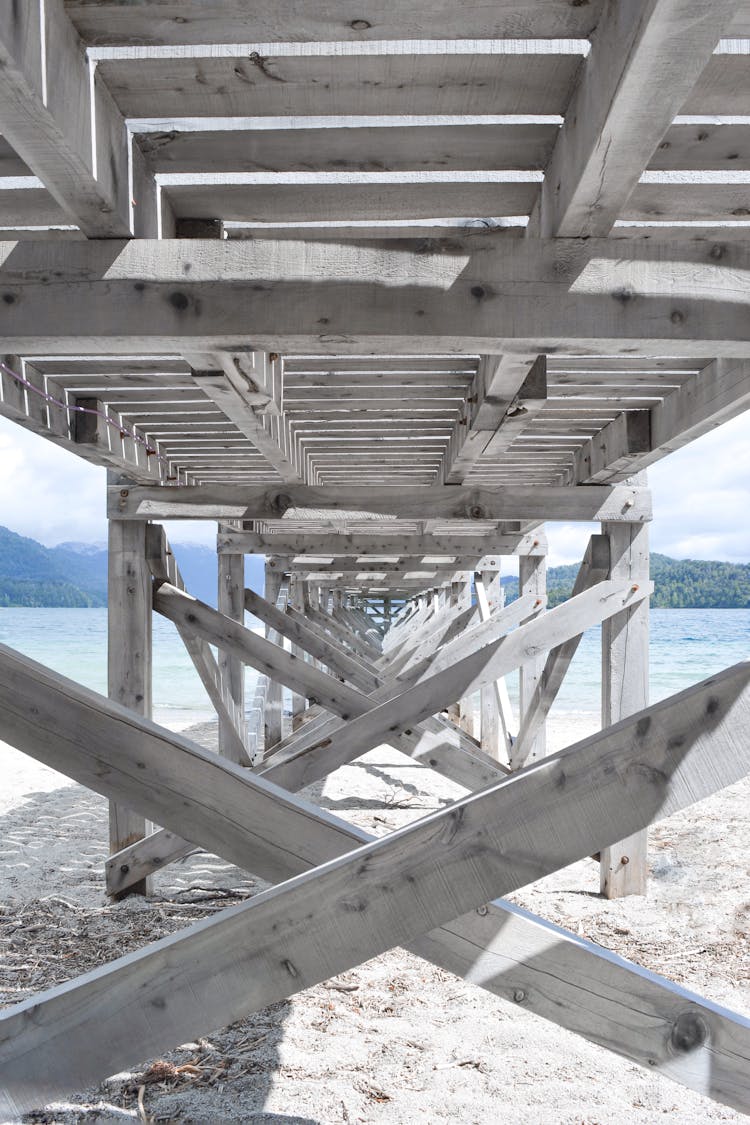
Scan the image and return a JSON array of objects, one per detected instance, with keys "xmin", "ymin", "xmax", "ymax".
[
  {"xmin": 63, "ymin": 2, "xmax": 604, "ymax": 44},
  {"xmin": 145, "ymin": 524, "xmax": 249, "ymax": 768},
  {"xmin": 216, "ymin": 551, "xmax": 247, "ymax": 763},
  {"xmin": 244, "ymin": 586, "xmax": 380, "ymax": 694},
  {"xmin": 445, "ymin": 355, "xmax": 546, "ymax": 482},
  {"xmin": 515, "ymin": 547, "xmax": 548, "ymax": 767},
  {"xmin": 513, "ymin": 535, "xmax": 611, "ymax": 767},
  {"xmin": 531, "ymin": 0, "xmax": 737, "ymax": 237},
  {"xmin": 599, "ymin": 518, "xmax": 651, "ymax": 898},
  {"xmin": 2, "ymin": 237, "xmax": 750, "ymax": 354},
  {"xmin": 2, "ymin": 654, "xmax": 749, "ymax": 1114},
  {"xmin": 475, "ymin": 569, "xmax": 515, "ymax": 765},
  {"xmin": 264, "ymin": 580, "xmax": 652, "ymax": 792},
  {"xmin": 154, "ymin": 582, "xmax": 364, "ymax": 720},
  {"xmin": 188, "ymin": 352, "xmax": 303, "ymax": 485},
  {"xmin": 219, "ymin": 530, "xmax": 545, "ymax": 556},
  {"xmin": 109, "ymin": 483, "xmax": 652, "ymax": 523},
  {"xmin": 0, "ymin": 1, "xmax": 159, "ymax": 236},
  {"xmin": 107, "ymin": 518, "xmax": 151, "ymax": 897}
]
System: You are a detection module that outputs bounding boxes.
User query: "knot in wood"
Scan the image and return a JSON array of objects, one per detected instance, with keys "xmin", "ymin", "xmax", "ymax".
[{"xmin": 670, "ymin": 1010, "xmax": 708, "ymax": 1054}]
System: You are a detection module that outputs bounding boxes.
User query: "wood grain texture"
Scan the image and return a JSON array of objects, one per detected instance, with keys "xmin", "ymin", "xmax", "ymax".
[{"xmin": 2, "ymin": 655, "xmax": 749, "ymax": 1114}]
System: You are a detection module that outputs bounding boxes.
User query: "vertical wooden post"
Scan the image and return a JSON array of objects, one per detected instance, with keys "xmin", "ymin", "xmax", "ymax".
[
  {"xmin": 479, "ymin": 566, "xmax": 511, "ymax": 763},
  {"xmin": 108, "ymin": 516, "xmax": 152, "ymax": 897},
  {"xmin": 264, "ymin": 558, "xmax": 284, "ymax": 750},
  {"xmin": 514, "ymin": 534, "xmax": 547, "ymax": 769},
  {"xmin": 217, "ymin": 551, "xmax": 246, "ymax": 762},
  {"xmin": 288, "ymin": 573, "xmax": 306, "ymax": 728},
  {"xmin": 600, "ymin": 518, "xmax": 650, "ymax": 897}
]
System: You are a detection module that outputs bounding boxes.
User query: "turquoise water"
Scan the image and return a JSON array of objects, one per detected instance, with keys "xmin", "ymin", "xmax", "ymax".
[{"xmin": 0, "ymin": 607, "xmax": 747, "ymax": 728}]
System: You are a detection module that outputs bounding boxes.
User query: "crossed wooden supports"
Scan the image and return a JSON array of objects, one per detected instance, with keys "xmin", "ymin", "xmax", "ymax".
[{"xmin": 0, "ymin": 641, "xmax": 749, "ymax": 1114}]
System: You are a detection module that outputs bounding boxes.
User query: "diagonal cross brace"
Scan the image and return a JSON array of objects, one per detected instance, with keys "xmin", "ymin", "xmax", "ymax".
[{"xmin": 0, "ymin": 649, "xmax": 749, "ymax": 1114}]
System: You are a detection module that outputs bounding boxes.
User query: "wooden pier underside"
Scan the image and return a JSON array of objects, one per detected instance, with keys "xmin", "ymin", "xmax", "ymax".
[{"xmin": 0, "ymin": 0, "xmax": 749, "ymax": 1115}]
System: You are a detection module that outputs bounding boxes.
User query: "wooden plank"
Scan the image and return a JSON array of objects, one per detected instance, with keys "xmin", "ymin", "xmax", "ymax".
[
  {"xmin": 531, "ymin": 0, "xmax": 737, "ymax": 237},
  {"xmin": 600, "ymin": 519, "xmax": 651, "ymax": 898},
  {"xmin": 2, "ymin": 654, "xmax": 750, "ymax": 1113},
  {"xmin": 65, "ymin": 2, "xmax": 604, "ymax": 43},
  {"xmin": 107, "ymin": 518, "xmax": 151, "ymax": 897},
  {"xmin": 110, "ymin": 483, "xmax": 653, "ymax": 523},
  {"xmin": 165, "ymin": 178, "xmax": 540, "ymax": 224},
  {"xmin": 0, "ymin": 0, "xmax": 157, "ymax": 235},
  {"xmin": 98, "ymin": 50, "xmax": 582, "ymax": 119},
  {"xmin": 139, "ymin": 122, "xmax": 558, "ymax": 175},
  {"xmin": 3, "ymin": 236, "xmax": 750, "ymax": 356},
  {"xmin": 650, "ymin": 122, "xmax": 750, "ymax": 171},
  {"xmin": 513, "ymin": 535, "xmax": 611, "ymax": 766},
  {"xmin": 624, "ymin": 179, "xmax": 750, "ymax": 223}
]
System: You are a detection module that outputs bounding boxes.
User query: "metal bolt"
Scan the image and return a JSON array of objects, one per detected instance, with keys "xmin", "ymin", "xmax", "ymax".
[
  {"xmin": 120, "ymin": 864, "xmax": 130, "ymax": 874},
  {"xmin": 621, "ymin": 855, "xmax": 630, "ymax": 865},
  {"xmin": 476, "ymin": 905, "xmax": 488, "ymax": 916},
  {"xmin": 513, "ymin": 989, "xmax": 526, "ymax": 1003},
  {"xmin": 120, "ymin": 488, "xmax": 129, "ymax": 497}
]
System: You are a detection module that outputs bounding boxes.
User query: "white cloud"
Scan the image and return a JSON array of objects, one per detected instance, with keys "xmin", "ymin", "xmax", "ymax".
[{"xmin": 0, "ymin": 417, "xmax": 216, "ymax": 546}]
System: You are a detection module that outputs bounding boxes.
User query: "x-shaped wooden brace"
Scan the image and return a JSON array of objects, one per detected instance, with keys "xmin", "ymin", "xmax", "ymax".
[{"xmin": 0, "ymin": 643, "xmax": 748, "ymax": 1115}]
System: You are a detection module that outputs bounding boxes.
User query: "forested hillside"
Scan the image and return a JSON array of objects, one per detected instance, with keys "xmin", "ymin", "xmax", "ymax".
[
  {"xmin": 502, "ymin": 552, "xmax": 750, "ymax": 608},
  {"xmin": 0, "ymin": 525, "xmax": 263, "ymax": 607}
]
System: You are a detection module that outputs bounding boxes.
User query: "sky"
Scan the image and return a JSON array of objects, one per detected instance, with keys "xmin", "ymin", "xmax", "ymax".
[{"xmin": 0, "ymin": 410, "xmax": 749, "ymax": 567}]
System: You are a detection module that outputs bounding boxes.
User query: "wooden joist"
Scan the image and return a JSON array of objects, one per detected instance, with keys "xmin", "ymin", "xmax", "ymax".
[{"xmin": 1, "ymin": 649, "xmax": 749, "ymax": 1115}]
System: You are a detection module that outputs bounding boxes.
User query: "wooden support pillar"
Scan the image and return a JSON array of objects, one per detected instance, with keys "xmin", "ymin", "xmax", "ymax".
[
  {"xmin": 217, "ymin": 551, "xmax": 245, "ymax": 762},
  {"xmin": 513, "ymin": 535, "xmax": 548, "ymax": 769},
  {"xmin": 264, "ymin": 559, "xmax": 284, "ymax": 750},
  {"xmin": 600, "ymin": 518, "xmax": 650, "ymax": 898},
  {"xmin": 108, "ymin": 517, "xmax": 152, "ymax": 897},
  {"xmin": 288, "ymin": 573, "xmax": 307, "ymax": 728},
  {"xmin": 479, "ymin": 566, "xmax": 514, "ymax": 764}
]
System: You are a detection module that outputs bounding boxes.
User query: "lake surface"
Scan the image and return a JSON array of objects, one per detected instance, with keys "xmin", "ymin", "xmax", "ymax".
[{"xmin": 0, "ymin": 607, "xmax": 747, "ymax": 730}]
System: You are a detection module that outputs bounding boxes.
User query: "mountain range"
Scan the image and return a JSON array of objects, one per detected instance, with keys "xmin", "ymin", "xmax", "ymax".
[
  {"xmin": 0, "ymin": 525, "xmax": 263, "ymax": 608},
  {"xmin": 0, "ymin": 524, "xmax": 748, "ymax": 609}
]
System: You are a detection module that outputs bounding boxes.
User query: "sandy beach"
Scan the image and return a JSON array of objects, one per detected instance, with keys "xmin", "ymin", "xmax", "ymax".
[{"xmin": 1, "ymin": 714, "xmax": 748, "ymax": 1124}]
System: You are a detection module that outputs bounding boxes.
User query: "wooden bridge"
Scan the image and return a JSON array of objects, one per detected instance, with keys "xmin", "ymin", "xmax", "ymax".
[{"xmin": 0, "ymin": 0, "xmax": 749, "ymax": 1115}]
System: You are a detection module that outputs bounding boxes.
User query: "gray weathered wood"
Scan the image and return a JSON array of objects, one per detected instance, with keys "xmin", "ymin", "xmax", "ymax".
[
  {"xmin": 107, "ymin": 517, "xmax": 151, "ymax": 897},
  {"xmin": 531, "ymin": 0, "xmax": 737, "ymax": 237},
  {"xmin": 2, "ymin": 654, "xmax": 749, "ymax": 1114},
  {"xmin": 3, "ymin": 237, "xmax": 750, "ymax": 356},
  {"xmin": 0, "ymin": 1, "xmax": 157, "ymax": 235},
  {"xmin": 110, "ymin": 483, "xmax": 652, "ymax": 523},
  {"xmin": 513, "ymin": 535, "xmax": 611, "ymax": 766},
  {"xmin": 600, "ymin": 518, "xmax": 651, "ymax": 898},
  {"xmin": 515, "ymin": 546, "xmax": 548, "ymax": 768},
  {"xmin": 217, "ymin": 551, "xmax": 247, "ymax": 762}
]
